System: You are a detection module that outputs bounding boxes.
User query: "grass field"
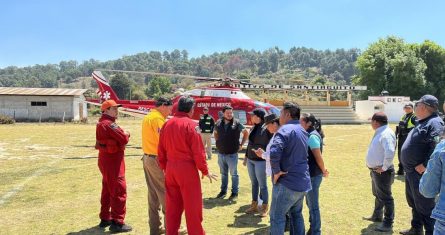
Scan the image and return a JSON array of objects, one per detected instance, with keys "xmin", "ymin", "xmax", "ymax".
[{"xmin": 0, "ymin": 118, "xmax": 414, "ymax": 234}]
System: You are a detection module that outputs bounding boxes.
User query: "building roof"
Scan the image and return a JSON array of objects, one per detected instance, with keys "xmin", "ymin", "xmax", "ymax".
[{"xmin": 0, "ymin": 87, "xmax": 87, "ymax": 96}]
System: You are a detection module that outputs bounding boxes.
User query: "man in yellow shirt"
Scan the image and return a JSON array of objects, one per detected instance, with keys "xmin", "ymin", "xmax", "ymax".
[{"xmin": 141, "ymin": 97, "xmax": 173, "ymax": 234}]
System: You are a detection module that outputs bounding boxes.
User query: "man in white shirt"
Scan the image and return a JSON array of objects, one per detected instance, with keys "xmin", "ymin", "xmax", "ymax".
[{"xmin": 363, "ymin": 112, "xmax": 396, "ymax": 232}]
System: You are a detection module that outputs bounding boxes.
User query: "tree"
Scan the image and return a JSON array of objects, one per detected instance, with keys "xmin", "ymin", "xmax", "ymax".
[
  {"xmin": 146, "ymin": 76, "xmax": 171, "ymax": 99},
  {"xmin": 181, "ymin": 50, "xmax": 189, "ymax": 61},
  {"xmin": 416, "ymin": 40, "xmax": 445, "ymax": 103},
  {"xmin": 131, "ymin": 87, "xmax": 148, "ymax": 100},
  {"xmin": 355, "ymin": 36, "xmax": 426, "ymax": 98},
  {"xmin": 110, "ymin": 73, "xmax": 132, "ymax": 99}
]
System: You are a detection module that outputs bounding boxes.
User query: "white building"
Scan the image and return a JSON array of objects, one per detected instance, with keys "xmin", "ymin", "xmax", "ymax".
[
  {"xmin": 0, "ymin": 87, "xmax": 88, "ymax": 122},
  {"xmin": 355, "ymin": 96, "xmax": 412, "ymax": 122}
]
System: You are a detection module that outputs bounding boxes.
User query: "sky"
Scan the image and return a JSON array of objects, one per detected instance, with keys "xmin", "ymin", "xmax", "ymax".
[{"xmin": 1, "ymin": 0, "xmax": 444, "ymax": 68}]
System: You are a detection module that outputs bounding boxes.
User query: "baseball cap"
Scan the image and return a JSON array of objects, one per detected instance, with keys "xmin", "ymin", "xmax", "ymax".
[
  {"xmin": 101, "ymin": 99, "xmax": 122, "ymax": 111},
  {"xmin": 262, "ymin": 113, "xmax": 279, "ymax": 128},
  {"xmin": 404, "ymin": 103, "xmax": 414, "ymax": 109},
  {"xmin": 416, "ymin": 95, "xmax": 439, "ymax": 108},
  {"xmin": 249, "ymin": 108, "xmax": 266, "ymax": 121}
]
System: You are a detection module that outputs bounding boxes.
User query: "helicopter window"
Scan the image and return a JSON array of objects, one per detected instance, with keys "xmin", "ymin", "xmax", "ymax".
[{"xmin": 233, "ymin": 110, "xmax": 247, "ymax": 124}]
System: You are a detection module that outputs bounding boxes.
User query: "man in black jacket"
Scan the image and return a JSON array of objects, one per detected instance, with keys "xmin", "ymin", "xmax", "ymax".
[
  {"xmin": 400, "ymin": 95, "xmax": 444, "ymax": 235},
  {"xmin": 214, "ymin": 105, "xmax": 249, "ymax": 201}
]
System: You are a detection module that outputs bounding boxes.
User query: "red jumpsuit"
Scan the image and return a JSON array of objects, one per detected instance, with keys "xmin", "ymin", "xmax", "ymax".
[
  {"xmin": 158, "ymin": 112, "xmax": 209, "ymax": 235},
  {"xmin": 95, "ymin": 114, "xmax": 130, "ymax": 225}
]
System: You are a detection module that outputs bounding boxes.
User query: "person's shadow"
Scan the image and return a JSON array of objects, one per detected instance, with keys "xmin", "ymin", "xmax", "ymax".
[
  {"xmin": 203, "ymin": 197, "xmax": 235, "ymax": 209},
  {"xmin": 228, "ymin": 213, "xmax": 265, "ymax": 228},
  {"xmin": 360, "ymin": 222, "xmax": 393, "ymax": 235},
  {"xmin": 227, "ymin": 205, "xmax": 269, "ymax": 233},
  {"xmin": 66, "ymin": 226, "xmax": 110, "ymax": 235},
  {"xmin": 395, "ymin": 174, "xmax": 405, "ymax": 182},
  {"xmin": 243, "ymin": 226, "xmax": 270, "ymax": 234}
]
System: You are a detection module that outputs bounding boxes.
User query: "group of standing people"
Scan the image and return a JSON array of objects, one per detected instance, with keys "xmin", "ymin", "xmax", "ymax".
[
  {"xmin": 94, "ymin": 97, "xmax": 330, "ymax": 234},
  {"xmin": 94, "ymin": 95, "xmax": 333, "ymax": 234},
  {"xmin": 364, "ymin": 94, "xmax": 445, "ymax": 235},
  {"xmin": 95, "ymin": 94, "xmax": 445, "ymax": 235}
]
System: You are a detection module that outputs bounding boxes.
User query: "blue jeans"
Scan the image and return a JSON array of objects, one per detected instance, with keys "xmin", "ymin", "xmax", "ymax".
[
  {"xmin": 305, "ymin": 174, "xmax": 323, "ymax": 235},
  {"xmin": 247, "ymin": 159, "xmax": 268, "ymax": 204},
  {"xmin": 435, "ymin": 220, "xmax": 445, "ymax": 235},
  {"xmin": 270, "ymin": 183, "xmax": 306, "ymax": 235},
  {"xmin": 218, "ymin": 153, "xmax": 239, "ymax": 194}
]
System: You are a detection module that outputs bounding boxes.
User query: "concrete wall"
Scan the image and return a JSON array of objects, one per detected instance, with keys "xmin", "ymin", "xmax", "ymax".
[
  {"xmin": 0, "ymin": 95, "xmax": 88, "ymax": 121},
  {"xmin": 355, "ymin": 100, "xmax": 406, "ymax": 122}
]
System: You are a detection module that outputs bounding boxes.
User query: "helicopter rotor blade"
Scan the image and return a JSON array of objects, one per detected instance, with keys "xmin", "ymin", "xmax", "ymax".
[{"xmin": 96, "ymin": 69, "xmax": 223, "ymax": 81}]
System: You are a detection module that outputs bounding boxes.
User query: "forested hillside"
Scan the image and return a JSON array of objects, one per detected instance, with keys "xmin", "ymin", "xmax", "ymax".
[{"xmin": 0, "ymin": 47, "xmax": 359, "ymax": 91}]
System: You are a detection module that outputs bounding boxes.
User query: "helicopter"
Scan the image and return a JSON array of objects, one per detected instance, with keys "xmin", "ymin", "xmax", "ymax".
[{"xmin": 88, "ymin": 70, "xmax": 281, "ymax": 125}]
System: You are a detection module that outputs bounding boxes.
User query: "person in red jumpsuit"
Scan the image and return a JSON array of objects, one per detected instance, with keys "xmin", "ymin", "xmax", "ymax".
[
  {"xmin": 95, "ymin": 99, "xmax": 132, "ymax": 233},
  {"xmin": 158, "ymin": 96, "xmax": 218, "ymax": 235}
]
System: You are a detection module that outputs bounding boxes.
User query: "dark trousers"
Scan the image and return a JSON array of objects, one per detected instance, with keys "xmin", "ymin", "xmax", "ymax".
[
  {"xmin": 370, "ymin": 169, "xmax": 395, "ymax": 224},
  {"xmin": 397, "ymin": 135, "xmax": 407, "ymax": 171},
  {"xmin": 405, "ymin": 171, "xmax": 436, "ymax": 235}
]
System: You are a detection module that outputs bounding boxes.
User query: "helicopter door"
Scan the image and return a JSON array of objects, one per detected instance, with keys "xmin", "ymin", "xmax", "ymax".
[{"xmin": 233, "ymin": 110, "xmax": 247, "ymax": 124}]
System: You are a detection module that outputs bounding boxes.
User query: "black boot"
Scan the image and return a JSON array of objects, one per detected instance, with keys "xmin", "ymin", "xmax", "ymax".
[
  {"xmin": 399, "ymin": 227, "xmax": 424, "ymax": 235},
  {"xmin": 215, "ymin": 191, "xmax": 226, "ymax": 199},
  {"xmin": 375, "ymin": 222, "xmax": 393, "ymax": 232},
  {"xmin": 98, "ymin": 219, "xmax": 112, "ymax": 228},
  {"xmin": 109, "ymin": 221, "xmax": 133, "ymax": 233}
]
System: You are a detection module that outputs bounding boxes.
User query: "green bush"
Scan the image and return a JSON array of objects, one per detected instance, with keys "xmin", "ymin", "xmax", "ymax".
[
  {"xmin": 0, "ymin": 115, "xmax": 15, "ymax": 124},
  {"xmin": 89, "ymin": 107, "xmax": 102, "ymax": 116}
]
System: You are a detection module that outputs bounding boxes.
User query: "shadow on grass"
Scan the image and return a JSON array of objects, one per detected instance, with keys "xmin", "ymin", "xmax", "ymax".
[
  {"xmin": 64, "ymin": 156, "xmax": 97, "ymax": 160},
  {"xmin": 228, "ymin": 213, "xmax": 265, "ymax": 228},
  {"xmin": 395, "ymin": 174, "xmax": 405, "ymax": 182},
  {"xmin": 360, "ymin": 222, "xmax": 393, "ymax": 235},
  {"xmin": 203, "ymin": 197, "xmax": 235, "ymax": 209},
  {"xmin": 71, "ymin": 145, "xmax": 141, "ymax": 150},
  {"xmin": 63, "ymin": 154, "xmax": 142, "ymax": 160},
  {"xmin": 226, "ymin": 205, "xmax": 269, "ymax": 232},
  {"xmin": 234, "ymin": 205, "xmax": 252, "ymax": 213},
  {"xmin": 66, "ymin": 226, "xmax": 111, "ymax": 235},
  {"xmin": 242, "ymin": 226, "xmax": 270, "ymax": 234},
  {"xmin": 71, "ymin": 145, "xmax": 95, "ymax": 148}
]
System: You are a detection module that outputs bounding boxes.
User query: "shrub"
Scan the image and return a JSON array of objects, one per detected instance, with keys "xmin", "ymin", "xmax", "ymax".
[{"xmin": 0, "ymin": 115, "xmax": 15, "ymax": 124}]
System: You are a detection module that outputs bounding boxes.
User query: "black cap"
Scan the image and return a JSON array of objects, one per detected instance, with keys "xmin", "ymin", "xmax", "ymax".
[
  {"xmin": 416, "ymin": 94, "xmax": 439, "ymax": 108},
  {"xmin": 371, "ymin": 112, "xmax": 388, "ymax": 123},
  {"xmin": 249, "ymin": 108, "xmax": 266, "ymax": 121},
  {"xmin": 262, "ymin": 113, "xmax": 279, "ymax": 128},
  {"xmin": 155, "ymin": 97, "xmax": 173, "ymax": 107},
  {"xmin": 404, "ymin": 103, "xmax": 414, "ymax": 109}
]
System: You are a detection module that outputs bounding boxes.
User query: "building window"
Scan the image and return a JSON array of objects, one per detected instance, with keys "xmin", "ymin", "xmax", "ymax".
[{"xmin": 31, "ymin": 101, "xmax": 47, "ymax": 106}]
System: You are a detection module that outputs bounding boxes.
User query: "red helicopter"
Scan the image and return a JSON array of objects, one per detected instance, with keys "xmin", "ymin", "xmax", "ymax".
[{"xmin": 88, "ymin": 70, "xmax": 281, "ymax": 125}]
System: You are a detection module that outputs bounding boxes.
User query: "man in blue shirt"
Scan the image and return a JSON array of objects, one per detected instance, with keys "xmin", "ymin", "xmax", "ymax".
[
  {"xmin": 269, "ymin": 102, "xmax": 311, "ymax": 235},
  {"xmin": 363, "ymin": 112, "xmax": 396, "ymax": 232},
  {"xmin": 400, "ymin": 95, "xmax": 444, "ymax": 235}
]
